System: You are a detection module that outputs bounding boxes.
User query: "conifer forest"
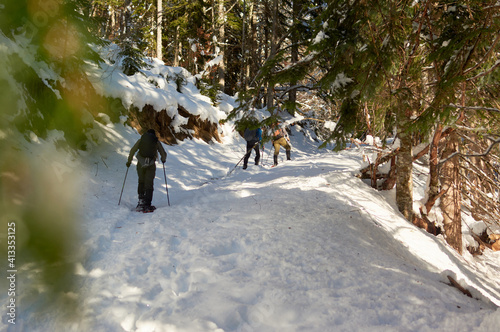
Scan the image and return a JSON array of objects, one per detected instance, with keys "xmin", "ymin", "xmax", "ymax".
[
  {"xmin": 5, "ymin": 0, "xmax": 500, "ymax": 249},
  {"xmin": 1, "ymin": 0, "xmax": 500, "ymax": 303}
]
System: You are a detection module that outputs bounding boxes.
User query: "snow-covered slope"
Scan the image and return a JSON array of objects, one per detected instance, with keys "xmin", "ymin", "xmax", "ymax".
[{"xmin": 6, "ymin": 119, "xmax": 500, "ymax": 332}]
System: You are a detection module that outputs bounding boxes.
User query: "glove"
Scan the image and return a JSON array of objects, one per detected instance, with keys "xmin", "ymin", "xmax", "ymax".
[{"xmin": 126, "ymin": 161, "xmax": 131, "ymax": 168}]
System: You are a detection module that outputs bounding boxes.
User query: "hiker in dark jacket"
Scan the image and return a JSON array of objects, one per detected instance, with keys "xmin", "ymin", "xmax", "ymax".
[
  {"xmin": 126, "ymin": 129, "xmax": 167, "ymax": 212},
  {"xmin": 243, "ymin": 127, "xmax": 262, "ymax": 169},
  {"xmin": 272, "ymin": 125, "xmax": 291, "ymax": 167}
]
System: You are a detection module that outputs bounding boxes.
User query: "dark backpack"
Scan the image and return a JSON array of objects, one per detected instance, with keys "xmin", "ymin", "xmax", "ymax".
[
  {"xmin": 243, "ymin": 128, "xmax": 257, "ymax": 142},
  {"xmin": 139, "ymin": 132, "xmax": 158, "ymax": 158}
]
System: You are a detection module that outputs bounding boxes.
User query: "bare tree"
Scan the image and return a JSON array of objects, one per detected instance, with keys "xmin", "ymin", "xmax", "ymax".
[{"xmin": 157, "ymin": 0, "xmax": 163, "ymax": 60}]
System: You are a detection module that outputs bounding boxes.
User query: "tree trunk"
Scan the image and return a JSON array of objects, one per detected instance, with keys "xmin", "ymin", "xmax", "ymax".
[
  {"xmin": 396, "ymin": 124, "xmax": 414, "ymax": 220},
  {"xmin": 288, "ymin": 0, "xmax": 300, "ymax": 107},
  {"xmin": 428, "ymin": 125, "xmax": 442, "ymax": 197},
  {"xmin": 174, "ymin": 25, "xmax": 180, "ymax": 67},
  {"xmin": 266, "ymin": 0, "xmax": 278, "ymax": 109},
  {"xmin": 218, "ymin": 0, "xmax": 226, "ymax": 91},
  {"xmin": 395, "ymin": 93, "xmax": 414, "ymax": 221},
  {"xmin": 247, "ymin": 1, "xmax": 256, "ymax": 87},
  {"xmin": 240, "ymin": 0, "xmax": 247, "ymax": 89},
  {"xmin": 109, "ymin": 7, "xmax": 116, "ymax": 39},
  {"xmin": 440, "ymin": 131, "xmax": 462, "ymax": 254},
  {"xmin": 424, "ymin": 124, "xmax": 444, "ymax": 215},
  {"xmin": 156, "ymin": 0, "xmax": 163, "ymax": 60}
]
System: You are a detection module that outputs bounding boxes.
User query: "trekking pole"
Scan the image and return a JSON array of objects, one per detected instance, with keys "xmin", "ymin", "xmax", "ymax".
[
  {"xmin": 163, "ymin": 163, "xmax": 170, "ymax": 206},
  {"xmin": 118, "ymin": 166, "xmax": 129, "ymax": 205},
  {"xmin": 227, "ymin": 141, "xmax": 259, "ymax": 176},
  {"xmin": 265, "ymin": 143, "xmax": 271, "ymax": 165},
  {"xmin": 227, "ymin": 153, "xmax": 248, "ymax": 176}
]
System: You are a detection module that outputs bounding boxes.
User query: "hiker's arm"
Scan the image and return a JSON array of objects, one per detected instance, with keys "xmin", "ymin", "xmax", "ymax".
[
  {"xmin": 157, "ymin": 141, "xmax": 167, "ymax": 163},
  {"xmin": 127, "ymin": 139, "xmax": 141, "ymax": 164}
]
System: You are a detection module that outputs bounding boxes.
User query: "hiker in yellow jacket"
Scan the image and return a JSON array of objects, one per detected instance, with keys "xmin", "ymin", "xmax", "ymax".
[{"xmin": 272, "ymin": 125, "xmax": 291, "ymax": 167}]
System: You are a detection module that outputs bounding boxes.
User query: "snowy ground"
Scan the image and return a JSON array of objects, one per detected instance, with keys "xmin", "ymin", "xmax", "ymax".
[{"xmin": 3, "ymin": 122, "xmax": 500, "ymax": 332}]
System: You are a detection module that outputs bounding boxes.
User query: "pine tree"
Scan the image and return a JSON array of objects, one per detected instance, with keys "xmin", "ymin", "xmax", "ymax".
[
  {"xmin": 418, "ymin": 1, "xmax": 500, "ymax": 252},
  {"xmin": 298, "ymin": 0, "xmax": 500, "ymax": 252}
]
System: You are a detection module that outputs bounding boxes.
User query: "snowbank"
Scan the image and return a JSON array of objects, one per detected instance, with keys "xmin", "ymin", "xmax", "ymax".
[{"xmin": 87, "ymin": 44, "xmax": 226, "ymax": 132}]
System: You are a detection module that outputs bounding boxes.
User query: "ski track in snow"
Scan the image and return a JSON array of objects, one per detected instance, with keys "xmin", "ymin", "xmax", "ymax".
[{"xmin": 3, "ymin": 125, "xmax": 500, "ymax": 332}]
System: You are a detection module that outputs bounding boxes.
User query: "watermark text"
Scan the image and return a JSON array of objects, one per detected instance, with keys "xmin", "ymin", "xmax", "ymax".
[{"xmin": 6, "ymin": 221, "xmax": 16, "ymax": 325}]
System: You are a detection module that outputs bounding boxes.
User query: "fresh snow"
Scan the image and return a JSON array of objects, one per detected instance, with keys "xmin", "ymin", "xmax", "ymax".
[
  {"xmin": 2, "ymin": 38, "xmax": 500, "ymax": 332},
  {"xmin": 5, "ymin": 120, "xmax": 500, "ymax": 332},
  {"xmin": 86, "ymin": 44, "xmax": 225, "ymax": 126}
]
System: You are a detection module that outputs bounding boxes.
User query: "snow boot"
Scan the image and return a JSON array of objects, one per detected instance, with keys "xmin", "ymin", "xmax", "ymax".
[
  {"xmin": 273, "ymin": 155, "xmax": 278, "ymax": 167},
  {"xmin": 145, "ymin": 189, "xmax": 153, "ymax": 205},
  {"xmin": 286, "ymin": 150, "xmax": 291, "ymax": 161},
  {"xmin": 243, "ymin": 164, "xmax": 248, "ymax": 170},
  {"xmin": 143, "ymin": 205, "xmax": 156, "ymax": 213},
  {"xmin": 135, "ymin": 199, "xmax": 145, "ymax": 212}
]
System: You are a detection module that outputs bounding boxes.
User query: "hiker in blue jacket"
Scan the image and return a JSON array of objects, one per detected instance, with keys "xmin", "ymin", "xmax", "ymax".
[{"xmin": 242, "ymin": 126, "xmax": 262, "ymax": 170}]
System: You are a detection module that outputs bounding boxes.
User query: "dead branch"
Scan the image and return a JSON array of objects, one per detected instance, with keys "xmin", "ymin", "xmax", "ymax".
[
  {"xmin": 446, "ymin": 104, "xmax": 500, "ymax": 114},
  {"xmin": 460, "ymin": 158, "xmax": 500, "ymax": 191},
  {"xmin": 460, "ymin": 172, "xmax": 500, "ymax": 201},
  {"xmin": 447, "ymin": 276, "xmax": 473, "ymax": 298},
  {"xmin": 360, "ymin": 148, "xmax": 400, "ymax": 174},
  {"xmin": 371, "ymin": 152, "xmax": 383, "ymax": 188},
  {"xmin": 424, "ymin": 189, "xmax": 446, "ymax": 214},
  {"xmin": 462, "ymin": 191, "xmax": 500, "ymax": 225},
  {"xmin": 413, "ymin": 145, "xmax": 429, "ymax": 161},
  {"xmin": 438, "ymin": 137, "xmax": 500, "ymax": 165},
  {"xmin": 413, "ymin": 211, "xmax": 440, "ymax": 235}
]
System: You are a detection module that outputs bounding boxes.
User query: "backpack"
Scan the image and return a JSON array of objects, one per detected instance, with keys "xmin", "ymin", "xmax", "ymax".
[
  {"xmin": 243, "ymin": 128, "xmax": 258, "ymax": 142},
  {"xmin": 139, "ymin": 131, "xmax": 158, "ymax": 158},
  {"xmin": 273, "ymin": 128, "xmax": 285, "ymax": 140}
]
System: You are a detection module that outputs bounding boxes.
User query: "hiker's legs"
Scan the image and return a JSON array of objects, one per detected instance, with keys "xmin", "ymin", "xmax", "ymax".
[
  {"xmin": 244, "ymin": 140, "xmax": 259, "ymax": 168},
  {"xmin": 273, "ymin": 141, "xmax": 281, "ymax": 156},
  {"xmin": 278, "ymin": 138, "xmax": 291, "ymax": 160},
  {"xmin": 136, "ymin": 164, "xmax": 146, "ymax": 201},
  {"xmin": 254, "ymin": 144, "xmax": 260, "ymax": 165},
  {"xmin": 143, "ymin": 166, "xmax": 156, "ymax": 206},
  {"xmin": 243, "ymin": 140, "xmax": 254, "ymax": 168}
]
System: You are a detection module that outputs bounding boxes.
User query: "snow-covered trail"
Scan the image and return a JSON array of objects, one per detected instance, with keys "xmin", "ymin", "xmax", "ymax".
[
  {"xmin": 7, "ymin": 124, "xmax": 499, "ymax": 332},
  {"xmin": 66, "ymin": 126, "xmax": 498, "ymax": 332}
]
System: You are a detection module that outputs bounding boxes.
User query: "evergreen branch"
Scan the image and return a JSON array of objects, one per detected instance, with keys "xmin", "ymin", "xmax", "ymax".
[{"xmin": 462, "ymin": 25, "xmax": 500, "ymax": 76}]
